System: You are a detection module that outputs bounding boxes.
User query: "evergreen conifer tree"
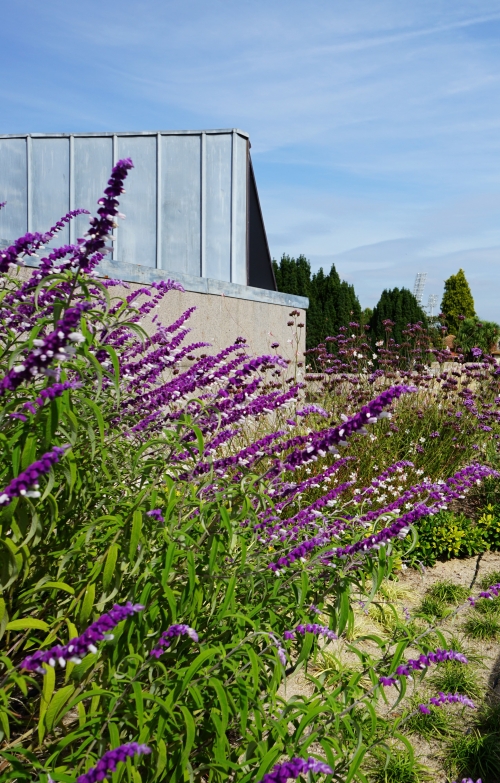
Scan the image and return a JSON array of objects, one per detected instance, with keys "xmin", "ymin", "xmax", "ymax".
[
  {"xmin": 273, "ymin": 254, "xmax": 361, "ymax": 348},
  {"xmin": 369, "ymin": 288, "xmax": 428, "ymax": 345},
  {"xmin": 441, "ymin": 268, "xmax": 476, "ymax": 334}
]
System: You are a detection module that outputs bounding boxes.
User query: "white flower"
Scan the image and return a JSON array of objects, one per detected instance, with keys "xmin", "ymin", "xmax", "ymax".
[
  {"xmin": 68, "ymin": 332, "xmax": 85, "ymax": 344},
  {"xmin": 372, "ymin": 354, "xmax": 377, "ymax": 359}
]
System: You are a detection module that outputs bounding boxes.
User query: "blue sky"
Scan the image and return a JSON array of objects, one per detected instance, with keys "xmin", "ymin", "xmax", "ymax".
[{"xmin": 2, "ymin": 0, "xmax": 500, "ymax": 318}]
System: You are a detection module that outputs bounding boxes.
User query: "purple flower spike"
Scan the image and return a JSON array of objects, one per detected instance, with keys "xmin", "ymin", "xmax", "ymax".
[
  {"xmin": 150, "ymin": 624, "xmax": 198, "ymax": 658},
  {"xmin": 469, "ymin": 582, "xmax": 500, "ymax": 606},
  {"xmin": 258, "ymin": 757, "xmax": 333, "ymax": 782},
  {"xmin": 75, "ymin": 742, "xmax": 151, "ymax": 783},
  {"xmin": 380, "ymin": 649, "xmax": 468, "ymax": 685},
  {"xmin": 146, "ymin": 508, "xmax": 164, "ymax": 523},
  {"xmin": 452, "ymin": 779, "xmax": 482, "ymax": 783},
  {"xmin": 425, "ymin": 692, "xmax": 475, "ymax": 710},
  {"xmin": 22, "ymin": 380, "xmax": 81, "ymax": 415},
  {"xmin": 0, "ymin": 300, "xmax": 90, "ymax": 395},
  {"xmin": 379, "ymin": 676, "xmax": 397, "ymax": 687},
  {"xmin": 20, "ymin": 602, "xmax": 144, "ymax": 673},
  {"xmin": 284, "ymin": 623, "xmax": 337, "ymax": 642},
  {"xmin": 0, "ymin": 446, "xmax": 68, "ymax": 507}
]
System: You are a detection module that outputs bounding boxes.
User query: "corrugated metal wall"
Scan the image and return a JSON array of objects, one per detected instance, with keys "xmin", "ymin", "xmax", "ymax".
[{"xmin": 0, "ymin": 130, "xmax": 253, "ymax": 287}]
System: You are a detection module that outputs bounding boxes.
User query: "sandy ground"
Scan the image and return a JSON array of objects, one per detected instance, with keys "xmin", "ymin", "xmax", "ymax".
[{"xmin": 280, "ymin": 551, "xmax": 500, "ymax": 781}]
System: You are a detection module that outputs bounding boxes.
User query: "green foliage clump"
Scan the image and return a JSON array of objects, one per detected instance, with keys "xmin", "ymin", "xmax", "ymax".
[
  {"xmin": 430, "ymin": 661, "xmax": 482, "ymax": 699},
  {"xmin": 456, "ymin": 317, "xmax": 500, "ymax": 359},
  {"xmin": 409, "ymin": 508, "xmax": 500, "ymax": 567},
  {"xmin": 427, "ymin": 580, "xmax": 469, "ymax": 604},
  {"xmin": 464, "ymin": 612, "xmax": 500, "ymax": 640},
  {"xmin": 445, "ymin": 730, "xmax": 500, "ymax": 781},
  {"xmin": 441, "ymin": 268, "xmax": 476, "ymax": 334},
  {"xmin": 417, "ymin": 595, "xmax": 450, "ymax": 620},
  {"xmin": 368, "ymin": 288, "xmax": 428, "ymax": 345},
  {"xmin": 368, "ymin": 749, "xmax": 432, "ymax": 783},
  {"xmin": 272, "ymin": 253, "xmax": 361, "ymax": 348}
]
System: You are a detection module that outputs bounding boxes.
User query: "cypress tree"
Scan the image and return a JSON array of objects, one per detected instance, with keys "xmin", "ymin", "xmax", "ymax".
[
  {"xmin": 272, "ymin": 254, "xmax": 361, "ymax": 348},
  {"xmin": 369, "ymin": 288, "xmax": 428, "ymax": 345},
  {"xmin": 441, "ymin": 269, "xmax": 476, "ymax": 334}
]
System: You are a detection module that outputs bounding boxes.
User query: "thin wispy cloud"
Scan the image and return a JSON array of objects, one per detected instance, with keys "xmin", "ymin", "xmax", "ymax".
[{"xmin": 1, "ymin": 0, "xmax": 500, "ymax": 317}]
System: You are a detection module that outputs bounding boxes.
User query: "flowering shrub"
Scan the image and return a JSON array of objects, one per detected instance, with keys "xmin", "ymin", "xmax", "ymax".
[{"xmin": 0, "ymin": 164, "xmax": 499, "ymax": 782}]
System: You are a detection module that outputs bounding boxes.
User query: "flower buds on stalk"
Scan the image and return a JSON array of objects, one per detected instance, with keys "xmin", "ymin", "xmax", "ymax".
[{"xmin": 20, "ymin": 602, "xmax": 144, "ymax": 673}]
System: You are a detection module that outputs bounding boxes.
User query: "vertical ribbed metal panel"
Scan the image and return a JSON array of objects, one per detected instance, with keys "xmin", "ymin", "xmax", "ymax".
[
  {"xmin": 0, "ymin": 130, "xmax": 253, "ymax": 286},
  {"xmin": 231, "ymin": 132, "xmax": 248, "ymax": 285},
  {"xmin": 115, "ymin": 136, "xmax": 157, "ymax": 268},
  {"xmin": 31, "ymin": 138, "xmax": 70, "ymax": 244},
  {"xmin": 73, "ymin": 136, "xmax": 113, "ymax": 243},
  {"xmin": 0, "ymin": 137, "xmax": 27, "ymax": 242},
  {"xmin": 205, "ymin": 133, "xmax": 231, "ymax": 282},
  {"xmin": 161, "ymin": 134, "xmax": 201, "ymax": 276}
]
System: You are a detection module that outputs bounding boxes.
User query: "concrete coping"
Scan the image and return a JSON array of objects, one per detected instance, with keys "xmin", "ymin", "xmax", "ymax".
[{"xmin": 17, "ymin": 255, "xmax": 309, "ymax": 309}]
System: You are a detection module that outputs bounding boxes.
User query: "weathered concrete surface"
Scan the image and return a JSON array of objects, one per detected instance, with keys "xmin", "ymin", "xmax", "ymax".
[{"xmin": 14, "ymin": 265, "xmax": 306, "ymax": 363}]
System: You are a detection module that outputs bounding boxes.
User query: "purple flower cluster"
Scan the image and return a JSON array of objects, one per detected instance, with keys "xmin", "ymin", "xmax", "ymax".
[
  {"xmin": 146, "ymin": 508, "xmax": 164, "ymax": 523},
  {"xmin": 150, "ymin": 624, "xmax": 198, "ymax": 658},
  {"xmin": 276, "ymin": 385, "xmax": 417, "ymax": 475},
  {"xmin": 0, "ymin": 208, "xmax": 88, "ymax": 274},
  {"xmin": 296, "ymin": 404, "xmax": 329, "ymax": 418},
  {"xmin": 75, "ymin": 742, "xmax": 151, "ymax": 783},
  {"xmin": 379, "ymin": 648, "xmax": 468, "ymax": 686},
  {"xmin": 452, "ymin": 779, "xmax": 482, "ymax": 783},
  {"xmin": 21, "ymin": 380, "xmax": 81, "ymax": 415},
  {"xmin": 468, "ymin": 582, "xmax": 500, "ymax": 607},
  {"xmin": 257, "ymin": 757, "xmax": 333, "ymax": 783},
  {"xmin": 0, "ymin": 301, "xmax": 90, "ymax": 395},
  {"xmin": 284, "ymin": 623, "xmax": 337, "ymax": 642},
  {"xmin": 418, "ymin": 692, "xmax": 475, "ymax": 714},
  {"xmin": 0, "ymin": 446, "xmax": 67, "ymax": 507},
  {"xmin": 20, "ymin": 602, "xmax": 144, "ymax": 673}
]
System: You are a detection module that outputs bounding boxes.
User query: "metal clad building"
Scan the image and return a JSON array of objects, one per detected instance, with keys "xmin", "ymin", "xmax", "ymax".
[{"xmin": 0, "ymin": 129, "xmax": 277, "ymax": 292}]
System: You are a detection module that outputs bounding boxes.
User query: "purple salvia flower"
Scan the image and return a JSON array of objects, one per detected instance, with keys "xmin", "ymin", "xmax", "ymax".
[
  {"xmin": 452, "ymin": 779, "xmax": 482, "ymax": 783},
  {"xmin": 271, "ymin": 385, "xmax": 417, "ymax": 476},
  {"xmin": 468, "ymin": 582, "xmax": 500, "ymax": 607},
  {"xmin": 75, "ymin": 742, "xmax": 151, "ymax": 783},
  {"xmin": 379, "ymin": 649, "xmax": 468, "ymax": 686},
  {"xmin": 150, "ymin": 624, "xmax": 198, "ymax": 658},
  {"xmin": 257, "ymin": 757, "xmax": 333, "ymax": 782},
  {"xmin": 20, "ymin": 602, "xmax": 144, "ymax": 673},
  {"xmin": 418, "ymin": 692, "xmax": 475, "ymax": 713},
  {"xmin": 146, "ymin": 509, "xmax": 164, "ymax": 523},
  {"xmin": 296, "ymin": 404, "xmax": 329, "ymax": 419},
  {"xmin": 268, "ymin": 633, "xmax": 287, "ymax": 665},
  {"xmin": 283, "ymin": 623, "xmax": 337, "ymax": 642},
  {"xmin": 0, "ymin": 301, "xmax": 90, "ymax": 395},
  {"xmin": 22, "ymin": 380, "xmax": 81, "ymax": 415},
  {"xmin": 0, "ymin": 446, "xmax": 68, "ymax": 506},
  {"xmin": 0, "ymin": 209, "xmax": 89, "ymax": 274}
]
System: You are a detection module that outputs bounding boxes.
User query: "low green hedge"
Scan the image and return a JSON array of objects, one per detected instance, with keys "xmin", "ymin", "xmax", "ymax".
[{"xmin": 408, "ymin": 505, "xmax": 500, "ymax": 567}]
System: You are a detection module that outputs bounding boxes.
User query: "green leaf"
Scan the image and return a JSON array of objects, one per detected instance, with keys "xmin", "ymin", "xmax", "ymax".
[
  {"xmin": 179, "ymin": 648, "xmax": 218, "ymax": 693},
  {"xmin": 45, "ymin": 685, "xmax": 76, "ymax": 733},
  {"xmin": 180, "ymin": 706, "xmax": 196, "ymax": 765},
  {"xmin": 6, "ymin": 618, "xmax": 49, "ymax": 632},
  {"xmin": 132, "ymin": 682, "xmax": 144, "ymax": 730},
  {"xmin": 345, "ymin": 742, "xmax": 367, "ymax": 783},
  {"xmin": 80, "ymin": 583, "xmax": 96, "ymax": 625},
  {"xmin": 38, "ymin": 664, "xmax": 56, "ymax": 743},
  {"xmin": 103, "ymin": 544, "xmax": 119, "ymax": 591},
  {"xmin": 129, "ymin": 510, "xmax": 142, "ymax": 562}
]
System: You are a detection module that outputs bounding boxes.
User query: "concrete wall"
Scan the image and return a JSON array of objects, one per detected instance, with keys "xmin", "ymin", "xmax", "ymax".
[{"xmin": 15, "ymin": 262, "xmax": 307, "ymax": 366}]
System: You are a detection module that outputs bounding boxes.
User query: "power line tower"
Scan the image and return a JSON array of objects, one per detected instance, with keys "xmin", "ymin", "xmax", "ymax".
[
  {"xmin": 427, "ymin": 294, "xmax": 438, "ymax": 317},
  {"xmin": 413, "ymin": 272, "xmax": 427, "ymax": 304}
]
